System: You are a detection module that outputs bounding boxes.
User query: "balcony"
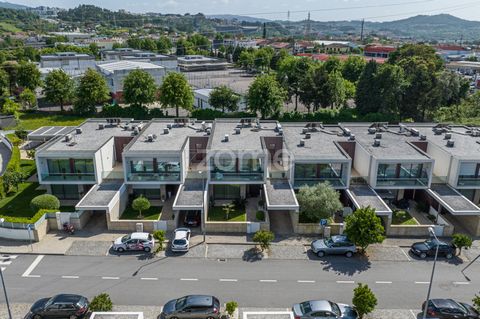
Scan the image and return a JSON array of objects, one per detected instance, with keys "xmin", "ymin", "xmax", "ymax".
[
  {"xmin": 294, "ymin": 178, "xmax": 347, "ymax": 188},
  {"xmin": 457, "ymin": 177, "xmax": 480, "ymax": 187},
  {"xmin": 376, "ymin": 177, "xmax": 429, "ymax": 187},
  {"xmin": 41, "ymin": 173, "xmax": 96, "ymax": 182},
  {"xmin": 210, "ymin": 171, "xmax": 264, "ymax": 182},
  {"xmin": 127, "ymin": 172, "xmax": 181, "ymax": 182}
]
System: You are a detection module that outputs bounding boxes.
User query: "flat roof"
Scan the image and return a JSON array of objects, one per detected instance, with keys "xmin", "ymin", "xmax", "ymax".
[
  {"xmin": 209, "ymin": 119, "xmax": 277, "ymax": 152},
  {"xmin": 28, "ymin": 126, "xmax": 75, "ymax": 141},
  {"xmin": 38, "ymin": 119, "xmax": 140, "ymax": 154},
  {"xmin": 76, "ymin": 182, "xmax": 123, "ymax": 210},
  {"xmin": 264, "ymin": 179, "xmax": 299, "ymax": 211},
  {"xmin": 282, "ymin": 124, "xmax": 349, "ymax": 160},
  {"xmin": 125, "ymin": 119, "xmax": 210, "ymax": 153},
  {"xmin": 173, "ymin": 180, "xmax": 206, "ymax": 210},
  {"xmin": 97, "ymin": 61, "xmax": 164, "ymax": 74},
  {"xmin": 346, "ymin": 184, "xmax": 392, "ymax": 215},
  {"xmin": 345, "ymin": 124, "xmax": 431, "ymax": 161},
  {"xmin": 428, "ymin": 184, "xmax": 480, "ymax": 215},
  {"xmin": 411, "ymin": 125, "xmax": 480, "ymax": 160}
]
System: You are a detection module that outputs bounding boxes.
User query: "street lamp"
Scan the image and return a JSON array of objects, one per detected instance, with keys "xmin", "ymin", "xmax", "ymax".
[{"xmin": 422, "ymin": 226, "xmax": 440, "ymax": 319}]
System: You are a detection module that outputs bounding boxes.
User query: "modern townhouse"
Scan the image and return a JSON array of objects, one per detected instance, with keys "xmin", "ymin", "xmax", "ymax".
[{"xmin": 29, "ymin": 119, "xmax": 480, "ymax": 236}]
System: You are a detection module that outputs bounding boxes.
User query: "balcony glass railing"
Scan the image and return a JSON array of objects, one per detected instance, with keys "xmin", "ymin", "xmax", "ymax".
[
  {"xmin": 294, "ymin": 178, "xmax": 347, "ymax": 188},
  {"xmin": 457, "ymin": 177, "xmax": 480, "ymax": 187},
  {"xmin": 376, "ymin": 177, "xmax": 429, "ymax": 187},
  {"xmin": 41, "ymin": 173, "xmax": 96, "ymax": 182},
  {"xmin": 210, "ymin": 171, "xmax": 264, "ymax": 182},
  {"xmin": 127, "ymin": 172, "xmax": 181, "ymax": 182}
]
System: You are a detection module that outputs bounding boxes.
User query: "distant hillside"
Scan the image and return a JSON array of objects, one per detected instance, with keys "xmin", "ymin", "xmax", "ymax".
[
  {"xmin": 208, "ymin": 14, "xmax": 270, "ymax": 23},
  {"xmin": 0, "ymin": 7, "xmax": 56, "ymax": 34},
  {"xmin": 0, "ymin": 1, "xmax": 29, "ymax": 10}
]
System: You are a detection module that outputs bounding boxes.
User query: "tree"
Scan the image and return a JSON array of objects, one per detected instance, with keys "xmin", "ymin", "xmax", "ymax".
[
  {"xmin": 352, "ymin": 283, "xmax": 377, "ymax": 319},
  {"xmin": 2, "ymin": 61, "xmax": 18, "ymax": 95},
  {"xmin": 323, "ymin": 56, "xmax": 342, "ymax": 74},
  {"xmin": 2, "ymin": 170, "xmax": 24, "ymax": 193},
  {"xmin": 277, "ymin": 56, "xmax": 313, "ymax": 111},
  {"xmin": 0, "ymin": 69, "xmax": 9, "ymax": 96},
  {"xmin": 30, "ymin": 194, "xmax": 60, "ymax": 212},
  {"xmin": 297, "ymin": 182, "xmax": 343, "ymax": 222},
  {"xmin": 19, "ymin": 88, "xmax": 36, "ymax": 110},
  {"xmin": 225, "ymin": 301, "xmax": 238, "ymax": 318},
  {"xmin": 451, "ymin": 233, "xmax": 473, "ymax": 255},
  {"xmin": 474, "ymin": 294, "xmax": 480, "ymax": 312},
  {"xmin": 355, "ymin": 60, "xmax": 382, "ymax": 115},
  {"xmin": 74, "ymin": 69, "xmax": 110, "ymax": 115},
  {"xmin": 123, "ymin": 69, "xmax": 157, "ymax": 108},
  {"xmin": 388, "ymin": 43, "xmax": 444, "ymax": 72},
  {"xmin": 344, "ymin": 207, "xmax": 385, "ymax": 253},
  {"xmin": 1, "ymin": 99, "xmax": 20, "ymax": 118},
  {"xmin": 209, "ymin": 85, "xmax": 240, "ymax": 113},
  {"xmin": 325, "ymin": 71, "xmax": 347, "ymax": 108},
  {"xmin": 158, "ymin": 72, "xmax": 193, "ymax": 117},
  {"xmin": 254, "ymin": 48, "xmax": 274, "ymax": 72},
  {"xmin": 342, "ymin": 55, "xmax": 366, "ymax": 83},
  {"xmin": 436, "ymin": 70, "xmax": 469, "ymax": 107},
  {"xmin": 44, "ymin": 69, "xmax": 75, "ymax": 112},
  {"xmin": 132, "ymin": 195, "xmax": 150, "ymax": 219},
  {"xmin": 247, "ymin": 74, "xmax": 286, "ymax": 119},
  {"xmin": 222, "ymin": 202, "xmax": 235, "ymax": 220},
  {"xmin": 375, "ymin": 64, "xmax": 407, "ymax": 119},
  {"xmin": 253, "ymin": 230, "xmax": 275, "ymax": 252},
  {"xmin": 16, "ymin": 62, "xmax": 41, "ymax": 91},
  {"xmin": 89, "ymin": 293, "xmax": 113, "ymax": 312},
  {"xmin": 239, "ymin": 50, "xmax": 255, "ymax": 71},
  {"xmin": 157, "ymin": 36, "xmax": 172, "ymax": 54},
  {"xmin": 176, "ymin": 38, "xmax": 194, "ymax": 56},
  {"xmin": 153, "ymin": 230, "xmax": 166, "ymax": 251}
]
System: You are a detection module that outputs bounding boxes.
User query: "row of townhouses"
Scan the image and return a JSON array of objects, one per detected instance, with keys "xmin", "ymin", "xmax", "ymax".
[{"xmin": 29, "ymin": 118, "xmax": 480, "ymax": 236}]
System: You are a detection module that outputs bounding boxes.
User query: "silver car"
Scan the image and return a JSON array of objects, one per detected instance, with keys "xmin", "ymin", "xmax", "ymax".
[
  {"xmin": 311, "ymin": 235, "xmax": 357, "ymax": 258},
  {"xmin": 159, "ymin": 295, "xmax": 221, "ymax": 319},
  {"xmin": 171, "ymin": 228, "xmax": 191, "ymax": 252},
  {"xmin": 112, "ymin": 232, "xmax": 154, "ymax": 253},
  {"xmin": 292, "ymin": 300, "xmax": 357, "ymax": 319}
]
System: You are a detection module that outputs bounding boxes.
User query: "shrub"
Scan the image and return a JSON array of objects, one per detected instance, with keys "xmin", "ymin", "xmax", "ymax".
[
  {"xmin": 474, "ymin": 294, "xmax": 480, "ymax": 312},
  {"xmin": 0, "ymin": 209, "xmax": 56, "ymax": 224},
  {"xmin": 256, "ymin": 211, "xmax": 265, "ymax": 221},
  {"xmin": 225, "ymin": 301, "xmax": 238, "ymax": 317},
  {"xmin": 153, "ymin": 230, "xmax": 166, "ymax": 251},
  {"xmin": 89, "ymin": 293, "xmax": 113, "ymax": 312},
  {"xmin": 30, "ymin": 194, "xmax": 60, "ymax": 212},
  {"xmin": 253, "ymin": 230, "xmax": 275, "ymax": 252},
  {"xmin": 344, "ymin": 206, "xmax": 385, "ymax": 253},
  {"xmin": 451, "ymin": 233, "xmax": 473, "ymax": 255},
  {"xmin": 14, "ymin": 129, "xmax": 28, "ymax": 140},
  {"xmin": 352, "ymin": 283, "xmax": 377, "ymax": 319}
]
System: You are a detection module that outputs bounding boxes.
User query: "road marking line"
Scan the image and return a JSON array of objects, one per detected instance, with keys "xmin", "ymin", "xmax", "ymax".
[
  {"xmin": 336, "ymin": 280, "xmax": 355, "ymax": 284},
  {"xmin": 401, "ymin": 249, "xmax": 412, "ymax": 261},
  {"xmin": 375, "ymin": 281, "xmax": 392, "ymax": 284},
  {"xmin": 61, "ymin": 276, "xmax": 79, "ymax": 279},
  {"xmin": 22, "ymin": 255, "xmax": 44, "ymax": 278},
  {"xmin": 219, "ymin": 279, "xmax": 238, "ymax": 282},
  {"xmin": 409, "ymin": 309, "xmax": 418, "ymax": 318},
  {"xmin": 25, "ymin": 275, "xmax": 41, "ymax": 278},
  {"xmin": 204, "ymin": 244, "xmax": 208, "ymax": 258},
  {"xmin": 102, "ymin": 276, "xmax": 119, "ymax": 280},
  {"xmin": 0, "ymin": 255, "xmax": 17, "ymax": 260},
  {"xmin": 180, "ymin": 278, "xmax": 198, "ymax": 281},
  {"xmin": 415, "ymin": 281, "xmax": 430, "ymax": 284},
  {"xmin": 1, "ymin": 267, "xmax": 5, "ymax": 272},
  {"xmin": 243, "ymin": 311, "xmax": 294, "ymax": 319},
  {"xmin": 259, "ymin": 279, "xmax": 277, "ymax": 283},
  {"xmin": 297, "ymin": 280, "xmax": 315, "ymax": 283},
  {"xmin": 140, "ymin": 277, "xmax": 158, "ymax": 281},
  {"xmin": 0, "ymin": 261, "xmax": 12, "ymax": 265},
  {"xmin": 453, "ymin": 281, "xmax": 470, "ymax": 285}
]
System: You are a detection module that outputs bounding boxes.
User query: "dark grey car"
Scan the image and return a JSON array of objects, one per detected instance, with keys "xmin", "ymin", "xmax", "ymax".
[
  {"xmin": 311, "ymin": 235, "xmax": 357, "ymax": 257},
  {"xmin": 292, "ymin": 300, "xmax": 357, "ymax": 319},
  {"xmin": 159, "ymin": 295, "xmax": 221, "ymax": 319}
]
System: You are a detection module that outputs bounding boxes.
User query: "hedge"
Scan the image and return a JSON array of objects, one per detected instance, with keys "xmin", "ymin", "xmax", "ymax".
[
  {"xmin": 30, "ymin": 194, "xmax": 60, "ymax": 212},
  {"xmin": 0, "ymin": 209, "xmax": 57, "ymax": 224}
]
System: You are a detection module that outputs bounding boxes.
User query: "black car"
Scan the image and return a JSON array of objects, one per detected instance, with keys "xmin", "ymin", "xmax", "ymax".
[
  {"xmin": 410, "ymin": 239, "xmax": 456, "ymax": 259},
  {"xmin": 422, "ymin": 299, "xmax": 480, "ymax": 318},
  {"xmin": 159, "ymin": 295, "xmax": 221, "ymax": 319},
  {"xmin": 25, "ymin": 294, "xmax": 89, "ymax": 319},
  {"xmin": 184, "ymin": 211, "xmax": 201, "ymax": 227}
]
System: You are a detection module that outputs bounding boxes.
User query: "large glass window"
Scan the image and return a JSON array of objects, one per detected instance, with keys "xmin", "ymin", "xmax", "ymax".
[
  {"xmin": 133, "ymin": 188, "xmax": 161, "ymax": 200},
  {"xmin": 294, "ymin": 163, "xmax": 346, "ymax": 188},
  {"xmin": 130, "ymin": 160, "xmax": 154, "ymax": 173},
  {"xmin": 45, "ymin": 158, "xmax": 95, "ymax": 181},
  {"xmin": 128, "ymin": 159, "xmax": 180, "ymax": 181},
  {"xmin": 377, "ymin": 162, "xmax": 430, "ymax": 186},
  {"xmin": 51, "ymin": 184, "xmax": 80, "ymax": 200},
  {"xmin": 47, "ymin": 159, "xmax": 70, "ymax": 174},
  {"xmin": 458, "ymin": 162, "xmax": 480, "ymax": 186},
  {"xmin": 213, "ymin": 185, "xmax": 240, "ymax": 200},
  {"xmin": 240, "ymin": 158, "xmax": 261, "ymax": 172}
]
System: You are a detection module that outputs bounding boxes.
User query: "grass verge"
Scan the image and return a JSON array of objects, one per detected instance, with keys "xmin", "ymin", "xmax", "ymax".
[
  {"xmin": 392, "ymin": 210, "xmax": 418, "ymax": 225},
  {"xmin": 120, "ymin": 205, "xmax": 162, "ymax": 220},
  {"xmin": 207, "ymin": 206, "xmax": 246, "ymax": 222}
]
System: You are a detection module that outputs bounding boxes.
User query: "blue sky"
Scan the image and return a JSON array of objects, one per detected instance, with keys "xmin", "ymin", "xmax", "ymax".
[{"xmin": 8, "ymin": 0, "xmax": 480, "ymax": 21}]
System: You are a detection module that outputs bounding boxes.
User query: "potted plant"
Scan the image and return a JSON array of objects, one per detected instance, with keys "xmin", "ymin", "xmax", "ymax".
[{"xmin": 225, "ymin": 301, "xmax": 238, "ymax": 319}]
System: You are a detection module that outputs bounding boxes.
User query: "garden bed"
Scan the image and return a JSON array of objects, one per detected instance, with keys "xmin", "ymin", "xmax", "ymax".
[
  {"xmin": 120, "ymin": 206, "xmax": 162, "ymax": 220},
  {"xmin": 392, "ymin": 210, "xmax": 419, "ymax": 225},
  {"xmin": 208, "ymin": 206, "xmax": 246, "ymax": 222}
]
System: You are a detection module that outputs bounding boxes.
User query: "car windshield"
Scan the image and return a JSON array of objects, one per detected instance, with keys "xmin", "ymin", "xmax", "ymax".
[
  {"xmin": 299, "ymin": 302, "xmax": 312, "ymax": 314},
  {"xmin": 175, "ymin": 297, "xmax": 187, "ymax": 310},
  {"xmin": 121, "ymin": 235, "xmax": 131, "ymax": 243},
  {"xmin": 329, "ymin": 302, "xmax": 341, "ymax": 316},
  {"xmin": 425, "ymin": 239, "xmax": 439, "ymax": 248},
  {"xmin": 173, "ymin": 239, "xmax": 187, "ymax": 246},
  {"xmin": 323, "ymin": 238, "xmax": 333, "ymax": 246}
]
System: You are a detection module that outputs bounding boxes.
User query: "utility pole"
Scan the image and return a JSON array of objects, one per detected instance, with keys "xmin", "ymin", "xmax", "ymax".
[
  {"xmin": 262, "ymin": 22, "xmax": 267, "ymax": 39},
  {"xmin": 113, "ymin": 14, "xmax": 117, "ymax": 29},
  {"xmin": 305, "ymin": 12, "xmax": 311, "ymax": 39},
  {"xmin": 360, "ymin": 19, "xmax": 365, "ymax": 42}
]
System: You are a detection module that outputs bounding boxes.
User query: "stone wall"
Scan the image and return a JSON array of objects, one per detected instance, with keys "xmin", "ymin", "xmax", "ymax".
[
  {"xmin": 387, "ymin": 225, "xmax": 434, "ymax": 237},
  {"xmin": 33, "ymin": 218, "xmax": 49, "ymax": 241},
  {"xmin": 204, "ymin": 221, "xmax": 248, "ymax": 233}
]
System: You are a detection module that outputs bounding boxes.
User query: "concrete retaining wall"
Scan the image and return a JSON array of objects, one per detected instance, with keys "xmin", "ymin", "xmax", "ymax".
[
  {"xmin": 387, "ymin": 224, "xmax": 434, "ymax": 237},
  {"xmin": 205, "ymin": 221, "xmax": 248, "ymax": 233},
  {"xmin": 295, "ymin": 222, "xmax": 343, "ymax": 235},
  {"xmin": 106, "ymin": 215, "xmax": 158, "ymax": 233}
]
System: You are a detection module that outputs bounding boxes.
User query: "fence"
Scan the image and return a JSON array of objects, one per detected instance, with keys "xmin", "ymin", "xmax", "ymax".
[{"xmin": 0, "ymin": 213, "xmax": 48, "ymax": 241}]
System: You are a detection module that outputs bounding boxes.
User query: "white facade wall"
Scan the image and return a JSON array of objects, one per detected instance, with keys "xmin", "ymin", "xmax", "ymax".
[
  {"xmin": 94, "ymin": 138, "xmax": 115, "ymax": 183},
  {"xmin": 104, "ymin": 67, "xmax": 166, "ymax": 93},
  {"xmin": 41, "ymin": 57, "xmax": 96, "ymax": 72},
  {"xmin": 353, "ymin": 143, "xmax": 371, "ymax": 178},
  {"xmin": 426, "ymin": 142, "xmax": 451, "ymax": 180}
]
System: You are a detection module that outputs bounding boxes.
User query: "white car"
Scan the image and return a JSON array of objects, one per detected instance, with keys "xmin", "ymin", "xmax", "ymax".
[
  {"xmin": 171, "ymin": 228, "xmax": 191, "ymax": 252},
  {"xmin": 112, "ymin": 232, "xmax": 154, "ymax": 253}
]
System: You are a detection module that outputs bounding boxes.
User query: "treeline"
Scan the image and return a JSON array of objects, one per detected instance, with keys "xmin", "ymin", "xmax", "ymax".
[{"xmin": 0, "ymin": 8, "xmax": 56, "ymax": 34}]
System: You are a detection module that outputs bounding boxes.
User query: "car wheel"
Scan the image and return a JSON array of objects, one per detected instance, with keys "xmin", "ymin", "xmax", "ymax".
[
  {"xmin": 420, "ymin": 252, "xmax": 427, "ymax": 259},
  {"xmin": 446, "ymin": 252, "xmax": 454, "ymax": 259},
  {"xmin": 144, "ymin": 247, "xmax": 151, "ymax": 253},
  {"xmin": 117, "ymin": 247, "xmax": 125, "ymax": 253},
  {"xmin": 69, "ymin": 315, "xmax": 78, "ymax": 319},
  {"xmin": 317, "ymin": 251, "xmax": 325, "ymax": 257},
  {"xmin": 170, "ymin": 317, "xmax": 179, "ymax": 319},
  {"xmin": 345, "ymin": 251, "xmax": 353, "ymax": 258},
  {"xmin": 33, "ymin": 315, "xmax": 42, "ymax": 319},
  {"xmin": 206, "ymin": 316, "xmax": 216, "ymax": 319}
]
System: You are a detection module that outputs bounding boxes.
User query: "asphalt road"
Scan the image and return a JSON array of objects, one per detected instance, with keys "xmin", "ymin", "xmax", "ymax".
[{"xmin": 3, "ymin": 252, "xmax": 480, "ymax": 310}]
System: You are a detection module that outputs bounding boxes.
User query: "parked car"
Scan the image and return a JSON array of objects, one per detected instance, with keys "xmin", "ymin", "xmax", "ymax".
[
  {"xmin": 422, "ymin": 299, "xmax": 480, "ymax": 318},
  {"xmin": 311, "ymin": 235, "xmax": 357, "ymax": 257},
  {"xmin": 292, "ymin": 300, "xmax": 357, "ymax": 319},
  {"xmin": 410, "ymin": 239, "xmax": 456, "ymax": 259},
  {"xmin": 159, "ymin": 295, "xmax": 221, "ymax": 319},
  {"xmin": 184, "ymin": 211, "xmax": 201, "ymax": 227},
  {"xmin": 171, "ymin": 228, "xmax": 191, "ymax": 252},
  {"xmin": 112, "ymin": 232, "xmax": 154, "ymax": 253},
  {"xmin": 25, "ymin": 294, "xmax": 89, "ymax": 319}
]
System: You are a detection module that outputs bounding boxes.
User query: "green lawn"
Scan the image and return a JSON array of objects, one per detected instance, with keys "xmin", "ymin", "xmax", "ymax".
[
  {"xmin": 59, "ymin": 206, "xmax": 76, "ymax": 212},
  {"xmin": 20, "ymin": 159, "xmax": 36, "ymax": 177},
  {"xmin": 0, "ymin": 182, "xmax": 46, "ymax": 218},
  {"xmin": 207, "ymin": 206, "xmax": 246, "ymax": 222},
  {"xmin": 120, "ymin": 205, "xmax": 162, "ymax": 220},
  {"xmin": 392, "ymin": 210, "xmax": 418, "ymax": 225},
  {"xmin": 0, "ymin": 22, "xmax": 21, "ymax": 33},
  {"xmin": 9, "ymin": 112, "xmax": 87, "ymax": 130}
]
